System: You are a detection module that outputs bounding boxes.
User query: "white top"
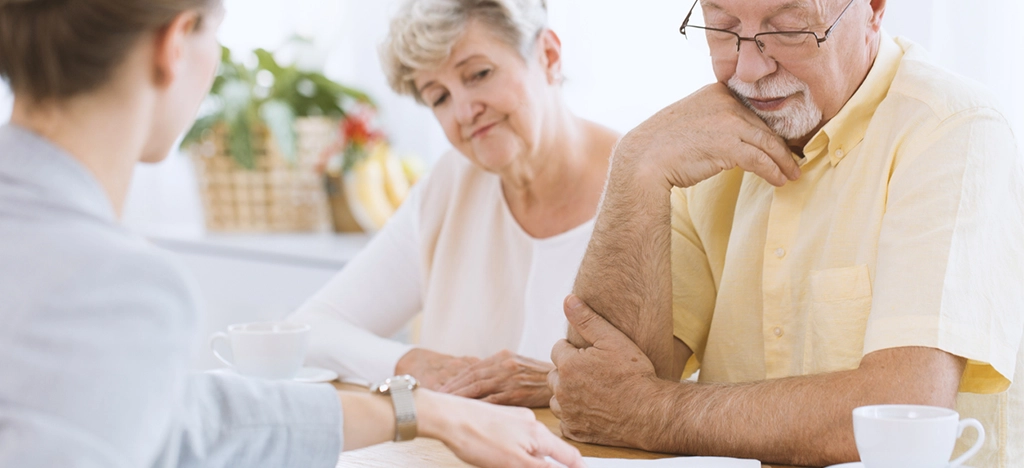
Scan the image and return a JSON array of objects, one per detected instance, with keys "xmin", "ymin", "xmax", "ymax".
[{"xmin": 291, "ymin": 151, "xmax": 594, "ymax": 384}]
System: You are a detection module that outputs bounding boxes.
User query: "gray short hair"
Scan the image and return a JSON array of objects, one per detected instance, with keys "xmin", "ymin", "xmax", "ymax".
[{"xmin": 380, "ymin": 0, "xmax": 548, "ymax": 103}]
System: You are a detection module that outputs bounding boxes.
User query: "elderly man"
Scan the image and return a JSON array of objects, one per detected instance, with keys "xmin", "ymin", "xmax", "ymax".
[{"xmin": 548, "ymin": 0, "xmax": 1024, "ymax": 466}]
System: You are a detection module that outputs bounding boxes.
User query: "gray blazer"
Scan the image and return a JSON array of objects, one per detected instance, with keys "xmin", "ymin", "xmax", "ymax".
[{"xmin": 0, "ymin": 124, "xmax": 342, "ymax": 468}]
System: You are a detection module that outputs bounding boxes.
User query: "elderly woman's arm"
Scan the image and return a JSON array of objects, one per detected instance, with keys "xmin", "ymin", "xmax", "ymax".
[{"xmin": 290, "ymin": 182, "xmax": 477, "ymax": 387}]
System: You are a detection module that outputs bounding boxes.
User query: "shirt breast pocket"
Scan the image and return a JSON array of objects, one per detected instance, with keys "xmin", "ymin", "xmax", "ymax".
[{"xmin": 804, "ymin": 265, "xmax": 873, "ymax": 375}]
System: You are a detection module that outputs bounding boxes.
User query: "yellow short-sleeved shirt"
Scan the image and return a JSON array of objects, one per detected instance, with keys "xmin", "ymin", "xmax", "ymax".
[{"xmin": 671, "ymin": 34, "xmax": 1024, "ymax": 467}]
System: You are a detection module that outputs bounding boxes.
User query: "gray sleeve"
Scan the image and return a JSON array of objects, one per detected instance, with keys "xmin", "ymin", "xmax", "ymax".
[
  {"xmin": 0, "ymin": 247, "xmax": 341, "ymax": 468},
  {"xmin": 0, "ymin": 248, "xmax": 195, "ymax": 468},
  {"xmin": 168, "ymin": 373, "xmax": 341, "ymax": 468}
]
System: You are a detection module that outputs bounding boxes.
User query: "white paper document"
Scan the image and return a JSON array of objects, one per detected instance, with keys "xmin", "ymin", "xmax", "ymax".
[{"xmin": 579, "ymin": 456, "xmax": 761, "ymax": 467}]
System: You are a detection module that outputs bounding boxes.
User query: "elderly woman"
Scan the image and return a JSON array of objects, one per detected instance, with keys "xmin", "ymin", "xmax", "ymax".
[
  {"xmin": 291, "ymin": 0, "xmax": 618, "ymax": 408},
  {"xmin": 0, "ymin": 0, "xmax": 584, "ymax": 466}
]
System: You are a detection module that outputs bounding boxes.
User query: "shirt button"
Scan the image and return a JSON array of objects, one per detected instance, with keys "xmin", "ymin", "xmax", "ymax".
[
  {"xmin": 774, "ymin": 247, "xmax": 786, "ymax": 258},
  {"xmin": 835, "ymin": 149, "xmax": 844, "ymax": 157},
  {"xmin": 773, "ymin": 327, "xmax": 784, "ymax": 337}
]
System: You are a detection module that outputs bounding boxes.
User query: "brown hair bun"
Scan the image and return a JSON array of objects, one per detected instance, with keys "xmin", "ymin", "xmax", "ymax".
[{"xmin": 0, "ymin": 0, "xmax": 219, "ymax": 102}]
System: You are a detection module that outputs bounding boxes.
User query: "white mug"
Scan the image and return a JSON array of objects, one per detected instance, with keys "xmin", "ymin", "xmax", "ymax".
[
  {"xmin": 209, "ymin": 322, "xmax": 310, "ymax": 380},
  {"xmin": 853, "ymin": 404, "xmax": 985, "ymax": 468}
]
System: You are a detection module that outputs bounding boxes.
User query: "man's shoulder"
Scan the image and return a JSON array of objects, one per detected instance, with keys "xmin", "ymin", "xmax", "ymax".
[{"xmin": 887, "ymin": 38, "xmax": 1003, "ymax": 121}]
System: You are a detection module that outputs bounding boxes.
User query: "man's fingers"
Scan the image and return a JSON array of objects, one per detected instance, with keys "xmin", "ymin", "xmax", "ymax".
[
  {"xmin": 562, "ymin": 294, "xmax": 624, "ymax": 347},
  {"xmin": 733, "ymin": 143, "xmax": 788, "ymax": 187},
  {"xmin": 741, "ymin": 125, "xmax": 800, "ymax": 181},
  {"xmin": 559, "ymin": 421, "xmax": 581, "ymax": 442},
  {"xmin": 550, "ymin": 339, "xmax": 577, "ymax": 367}
]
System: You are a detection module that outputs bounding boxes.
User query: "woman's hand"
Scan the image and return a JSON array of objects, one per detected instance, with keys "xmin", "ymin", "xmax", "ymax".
[
  {"xmin": 438, "ymin": 349, "xmax": 554, "ymax": 408},
  {"xmin": 418, "ymin": 390, "xmax": 586, "ymax": 468},
  {"xmin": 395, "ymin": 348, "xmax": 479, "ymax": 390}
]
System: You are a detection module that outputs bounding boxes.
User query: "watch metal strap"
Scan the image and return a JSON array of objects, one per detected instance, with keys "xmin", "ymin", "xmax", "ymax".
[{"xmin": 389, "ymin": 385, "xmax": 417, "ymax": 442}]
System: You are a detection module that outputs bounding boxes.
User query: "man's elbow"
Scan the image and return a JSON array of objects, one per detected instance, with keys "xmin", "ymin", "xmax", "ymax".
[{"xmin": 858, "ymin": 346, "xmax": 966, "ymax": 409}]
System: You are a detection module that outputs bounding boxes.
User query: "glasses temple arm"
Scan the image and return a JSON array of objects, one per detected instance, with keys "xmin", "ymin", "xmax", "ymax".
[
  {"xmin": 821, "ymin": 0, "xmax": 857, "ymax": 42},
  {"xmin": 680, "ymin": 0, "xmax": 700, "ymax": 35}
]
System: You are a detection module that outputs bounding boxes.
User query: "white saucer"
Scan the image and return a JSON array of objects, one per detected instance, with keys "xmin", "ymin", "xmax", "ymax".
[
  {"xmin": 206, "ymin": 366, "xmax": 339, "ymax": 383},
  {"xmin": 293, "ymin": 367, "xmax": 340, "ymax": 383}
]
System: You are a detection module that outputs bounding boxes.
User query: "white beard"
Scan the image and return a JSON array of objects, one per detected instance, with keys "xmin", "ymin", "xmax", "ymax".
[{"xmin": 727, "ymin": 72, "xmax": 823, "ymax": 140}]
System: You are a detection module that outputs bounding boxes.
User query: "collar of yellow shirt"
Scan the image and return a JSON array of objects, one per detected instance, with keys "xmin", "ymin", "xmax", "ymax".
[{"xmin": 802, "ymin": 30, "xmax": 902, "ymax": 167}]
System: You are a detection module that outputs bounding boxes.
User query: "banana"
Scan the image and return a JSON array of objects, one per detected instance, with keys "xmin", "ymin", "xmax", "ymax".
[
  {"xmin": 344, "ymin": 143, "xmax": 425, "ymax": 231},
  {"xmin": 378, "ymin": 145, "xmax": 411, "ymax": 209},
  {"xmin": 400, "ymin": 157, "xmax": 426, "ymax": 186},
  {"xmin": 344, "ymin": 145, "xmax": 394, "ymax": 231}
]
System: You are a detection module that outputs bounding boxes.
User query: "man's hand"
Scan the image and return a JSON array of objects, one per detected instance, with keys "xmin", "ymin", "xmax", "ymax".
[
  {"xmin": 439, "ymin": 349, "xmax": 554, "ymax": 408},
  {"xmin": 548, "ymin": 295, "xmax": 967, "ymax": 465},
  {"xmin": 617, "ymin": 82, "xmax": 800, "ymax": 189},
  {"xmin": 566, "ymin": 83, "xmax": 799, "ymax": 377},
  {"xmin": 549, "ymin": 295, "xmax": 660, "ymax": 448},
  {"xmin": 418, "ymin": 390, "xmax": 586, "ymax": 468},
  {"xmin": 395, "ymin": 348, "xmax": 479, "ymax": 390}
]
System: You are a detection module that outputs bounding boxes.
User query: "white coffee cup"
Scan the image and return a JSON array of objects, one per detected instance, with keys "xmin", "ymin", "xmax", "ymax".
[
  {"xmin": 853, "ymin": 404, "xmax": 985, "ymax": 468},
  {"xmin": 209, "ymin": 322, "xmax": 310, "ymax": 380}
]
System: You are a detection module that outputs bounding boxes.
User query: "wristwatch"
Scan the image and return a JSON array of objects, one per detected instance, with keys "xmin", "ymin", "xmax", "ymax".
[{"xmin": 372, "ymin": 374, "xmax": 419, "ymax": 442}]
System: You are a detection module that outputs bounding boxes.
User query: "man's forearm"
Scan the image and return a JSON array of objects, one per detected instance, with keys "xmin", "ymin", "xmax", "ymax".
[
  {"xmin": 629, "ymin": 347, "xmax": 965, "ymax": 466},
  {"xmin": 570, "ymin": 152, "xmax": 676, "ymax": 379}
]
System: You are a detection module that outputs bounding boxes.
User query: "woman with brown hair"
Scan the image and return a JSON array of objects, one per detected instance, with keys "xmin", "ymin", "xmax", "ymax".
[{"xmin": 0, "ymin": 1, "xmax": 582, "ymax": 467}]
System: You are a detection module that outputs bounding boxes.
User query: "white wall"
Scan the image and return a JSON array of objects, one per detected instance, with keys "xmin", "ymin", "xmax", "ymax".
[
  {"xmin": 2, "ymin": 1, "xmax": 1023, "ymax": 233},
  {"xmin": 927, "ymin": 0, "xmax": 1024, "ymax": 142},
  {"xmin": 202, "ymin": 0, "xmax": 1024, "ymax": 147},
  {"xmin": 552, "ymin": 0, "xmax": 716, "ymax": 132}
]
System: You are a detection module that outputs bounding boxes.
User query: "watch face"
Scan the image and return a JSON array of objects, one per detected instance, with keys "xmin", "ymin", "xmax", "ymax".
[
  {"xmin": 392, "ymin": 374, "xmax": 418, "ymax": 390},
  {"xmin": 375, "ymin": 375, "xmax": 419, "ymax": 394}
]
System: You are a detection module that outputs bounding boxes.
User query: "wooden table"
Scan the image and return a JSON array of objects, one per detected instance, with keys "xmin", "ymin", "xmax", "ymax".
[{"xmin": 332, "ymin": 383, "xmax": 798, "ymax": 467}]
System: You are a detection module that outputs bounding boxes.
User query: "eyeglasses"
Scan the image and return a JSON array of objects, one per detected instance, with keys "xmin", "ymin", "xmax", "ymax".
[{"xmin": 679, "ymin": 0, "xmax": 856, "ymax": 63}]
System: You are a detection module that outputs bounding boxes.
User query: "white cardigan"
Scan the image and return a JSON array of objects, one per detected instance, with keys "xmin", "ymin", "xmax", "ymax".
[{"xmin": 291, "ymin": 151, "xmax": 594, "ymax": 384}]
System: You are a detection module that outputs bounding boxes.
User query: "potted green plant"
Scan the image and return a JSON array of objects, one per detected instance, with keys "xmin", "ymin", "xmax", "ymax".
[
  {"xmin": 183, "ymin": 43, "xmax": 374, "ymax": 168},
  {"xmin": 181, "ymin": 43, "xmax": 375, "ymax": 232}
]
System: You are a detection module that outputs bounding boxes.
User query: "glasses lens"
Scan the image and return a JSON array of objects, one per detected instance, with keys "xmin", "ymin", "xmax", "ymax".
[
  {"xmin": 692, "ymin": 28, "xmax": 739, "ymax": 56},
  {"xmin": 756, "ymin": 32, "xmax": 819, "ymax": 62}
]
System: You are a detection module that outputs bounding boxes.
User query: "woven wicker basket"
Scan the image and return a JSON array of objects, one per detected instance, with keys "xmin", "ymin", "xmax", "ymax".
[{"xmin": 190, "ymin": 117, "xmax": 335, "ymax": 232}]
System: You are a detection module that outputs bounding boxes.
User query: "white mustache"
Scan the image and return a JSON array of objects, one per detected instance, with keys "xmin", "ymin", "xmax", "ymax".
[
  {"xmin": 727, "ymin": 73, "xmax": 809, "ymax": 103},
  {"xmin": 725, "ymin": 72, "xmax": 823, "ymax": 140}
]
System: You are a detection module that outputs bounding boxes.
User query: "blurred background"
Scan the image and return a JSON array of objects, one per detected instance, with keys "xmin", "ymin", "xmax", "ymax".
[
  {"xmin": 1, "ymin": 0, "xmax": 1021, "ymax": 368},
  {"xmin": 1, "ymin": 0, "xmax": 1021, "ymax": 234}
]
